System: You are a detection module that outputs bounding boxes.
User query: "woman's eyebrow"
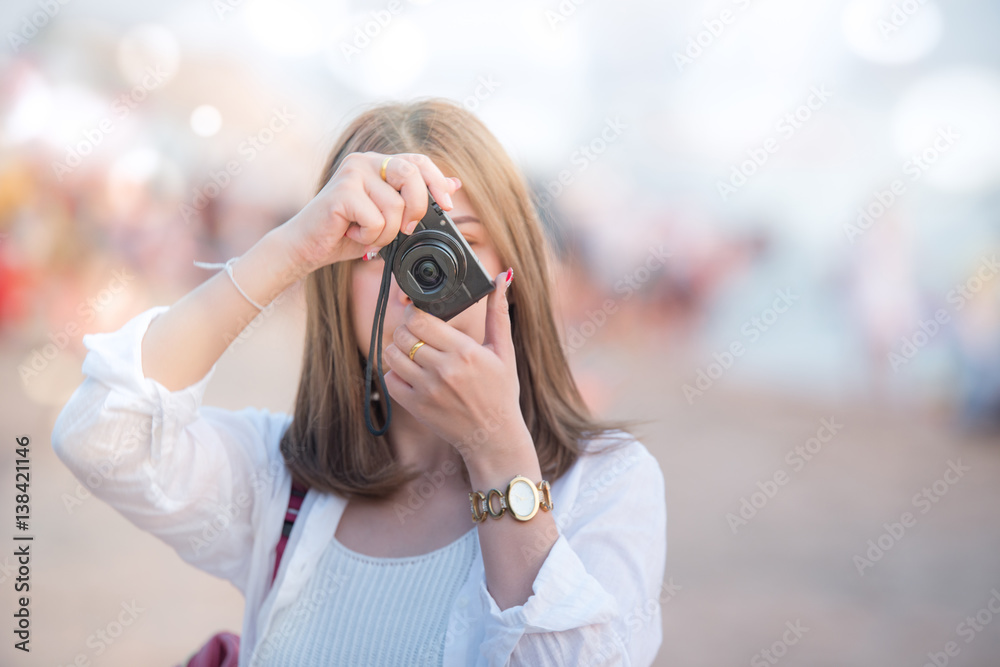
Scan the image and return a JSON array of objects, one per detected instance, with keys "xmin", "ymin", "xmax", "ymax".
[{"xmin": 451, "ymin": 216, "xmax": 481, "ymax": 224}]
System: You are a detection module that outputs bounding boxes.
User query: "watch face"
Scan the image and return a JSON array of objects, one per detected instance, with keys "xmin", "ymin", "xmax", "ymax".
[{"xmin": 509, "ymin": 480, "xmax": 536, "ymax": 517}]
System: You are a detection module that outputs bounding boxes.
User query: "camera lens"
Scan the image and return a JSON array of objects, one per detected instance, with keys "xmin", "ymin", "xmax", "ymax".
[
  {"xmin": 413, "ymin": 258, "xmax": 443, "ymax": 289},
  {"xmin": 396, "ymin": 230, "xmax": 464, "ymax": 300}
]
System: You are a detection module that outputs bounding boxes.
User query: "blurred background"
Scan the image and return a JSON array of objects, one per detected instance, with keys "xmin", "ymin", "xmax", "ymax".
[{"xmin": 2, "ymin": 0, "xmax": 999, "ymax": 665}]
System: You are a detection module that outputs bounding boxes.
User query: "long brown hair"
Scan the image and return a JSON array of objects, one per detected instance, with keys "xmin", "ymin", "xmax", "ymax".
[{"xmin": 279, "ymin": 98, "xmax": 647, "ymax": 500}]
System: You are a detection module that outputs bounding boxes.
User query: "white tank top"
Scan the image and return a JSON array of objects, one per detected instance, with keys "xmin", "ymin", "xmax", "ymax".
[{"xmin": 250, "ymin": 526, "xmax": 477, "ymax": 667}]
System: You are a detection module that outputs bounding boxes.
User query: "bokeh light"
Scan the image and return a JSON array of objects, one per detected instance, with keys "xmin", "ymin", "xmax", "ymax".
[
  {"xmin": 189, "ymin": 104, "xmax": 222, "ymax": 137},
  {"xmin": 117, "ymin": 23, "xmax": 181, "ymax": 86},
  {"xmin": 2, "ymin": 2, "xmax": 1000, "ymax": 666},
  {"xmin": 892, "ymin": 68, "xmax": 1000, "ymax": 193},
  {"xmin": 842, "ymin": 0, "xmax": 943, "ymax": 65}
]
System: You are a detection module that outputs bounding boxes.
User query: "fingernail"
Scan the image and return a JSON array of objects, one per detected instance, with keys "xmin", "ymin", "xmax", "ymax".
[
  {"xmin": 362, "ymin": 249, "xmax": 377, "ymax": 261},
  {"xmin": 452, "ymin": 177, "xmax": 462, "ymax": 189},
  {"xmin": 505, "ymin": 267, "xmax": 513, "ymax": 286}
]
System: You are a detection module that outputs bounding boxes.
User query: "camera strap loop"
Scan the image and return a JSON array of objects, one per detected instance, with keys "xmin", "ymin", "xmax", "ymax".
[{"xmin": 364, "ymin": 240, "xmax": 399, "ymax": 436}]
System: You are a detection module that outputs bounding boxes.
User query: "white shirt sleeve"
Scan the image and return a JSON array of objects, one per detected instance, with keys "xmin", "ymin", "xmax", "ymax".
[
  {"xmin": 476, "ymin": 437, "xmax": 668, "ymax": 667},
  {"xmin": 50, "ymin": 305, "xmax": 286, "ymax": 597}
]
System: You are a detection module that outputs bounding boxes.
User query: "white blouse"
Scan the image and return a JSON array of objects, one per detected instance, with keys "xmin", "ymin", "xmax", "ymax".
[{"xmin": 51, "ymin": 305, "xmax": 668, "ymax": 667}]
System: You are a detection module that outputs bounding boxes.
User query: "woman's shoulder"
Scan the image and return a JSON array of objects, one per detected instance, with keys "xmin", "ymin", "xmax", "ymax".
[
  {"xmin": 575, "ymin": 428, "xmax": 659, "ymax": 471},
  {"xmin": 558, "ymin": 429, "xmax": 664, "ymax": 498},
  {"xmin": 550, "ymin": 428, "xmax": 666, "ymax": 541}
]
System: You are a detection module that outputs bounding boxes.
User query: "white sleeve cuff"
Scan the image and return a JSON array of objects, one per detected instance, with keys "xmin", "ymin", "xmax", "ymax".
[{"xmin": 478, "ymin": 531, "xmax": 620, "ymax": 662}]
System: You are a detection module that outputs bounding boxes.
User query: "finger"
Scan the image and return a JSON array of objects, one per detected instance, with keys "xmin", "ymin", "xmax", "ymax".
[
  {"xmin": 394, "ymin": 153, "xmax": 460, "ymax": 221},
  {"xmin": 392, "ymin": 322, "xmax": 444, "ymax": 369},
  {"xmin": 401, "ymin": 303, "xmax": 469, "ymax": 354},
  {"xmin": 384, "ymin": 343, "xmax": 426, "ymax": 388},
  {"xmin": 342, "ymin": 190, "xmax": 387, "ymax": 248},
  {"xmin": 483, "ymin": 268, "xmax": 514, "ymax": 359},
  {"xmin": 383, "ymin": 368, "xmax": 416, "ymax": 405},
  {"xmin": 362, "ymin": 176, "xmax": 407, "ymax": 250},
  {"xmin": 381, "ymin": 155, "xmax": 428, "ymax": 234}
]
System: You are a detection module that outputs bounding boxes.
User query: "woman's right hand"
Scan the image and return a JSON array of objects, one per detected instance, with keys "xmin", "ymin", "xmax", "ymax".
[{"xmin": 280, "ymin": 151, "xmax": 462, "ymax": 273}]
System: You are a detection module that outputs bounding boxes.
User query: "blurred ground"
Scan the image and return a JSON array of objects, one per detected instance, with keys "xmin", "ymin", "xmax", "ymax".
[{"xmin": 1, "ymin": 274, "xmax": 998, "ymax": 667}]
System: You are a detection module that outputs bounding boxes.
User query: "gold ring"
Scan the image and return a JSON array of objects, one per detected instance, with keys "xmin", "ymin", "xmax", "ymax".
[
  {"xmin": 408, "ymin": 340, "xmax": 425, "ymax": 361},
  {"xmin": 380, "ymin": 156, "xmax": 392, "ymax": 182}
]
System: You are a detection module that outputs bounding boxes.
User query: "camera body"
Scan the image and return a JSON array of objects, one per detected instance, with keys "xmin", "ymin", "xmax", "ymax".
[{"xmin": 377, "ymin": 190, "xmax": 496, "ymax": 321}]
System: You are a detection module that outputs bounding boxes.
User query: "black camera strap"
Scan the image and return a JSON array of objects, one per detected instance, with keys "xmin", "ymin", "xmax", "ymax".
[{"xmin": 364, "ymin": 239, "xmax": 399, "ymax": 436}]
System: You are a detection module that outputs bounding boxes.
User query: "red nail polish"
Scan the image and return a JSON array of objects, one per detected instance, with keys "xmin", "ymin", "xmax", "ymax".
[{"xmin": 505, "ymin": 267, "xmax": 513, "ymax": 285}]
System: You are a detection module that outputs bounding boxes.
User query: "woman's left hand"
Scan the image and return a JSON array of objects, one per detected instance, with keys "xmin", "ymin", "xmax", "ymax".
[{"xmin": 382, "ymin": 268, "xmax": 526, "ymax": 467}]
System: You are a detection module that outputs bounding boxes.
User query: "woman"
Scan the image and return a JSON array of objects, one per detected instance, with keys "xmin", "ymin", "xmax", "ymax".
[{"xmin": 52, "ymin": 98, "xmax": 667, "ymax": 666}]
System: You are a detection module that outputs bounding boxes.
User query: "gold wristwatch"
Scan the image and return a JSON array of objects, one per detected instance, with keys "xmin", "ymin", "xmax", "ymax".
[{"xmin": 469, "ymin": 474, "xmax": 553, "ymax": 522}]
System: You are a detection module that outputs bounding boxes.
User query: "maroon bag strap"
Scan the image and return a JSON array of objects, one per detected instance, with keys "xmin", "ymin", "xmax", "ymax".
[
  {"xmin": 183, "ymin": 484, "xmax": 310, "ymax": 667},
  {"xmin": 270, "ymin": 480, "xmax": 309, "ymax": 587}
]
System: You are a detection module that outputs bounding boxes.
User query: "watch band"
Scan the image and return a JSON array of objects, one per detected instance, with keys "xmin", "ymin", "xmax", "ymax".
[{"xmin": 469, "ymin": 475, "xmax": 553, "ymax": 523}]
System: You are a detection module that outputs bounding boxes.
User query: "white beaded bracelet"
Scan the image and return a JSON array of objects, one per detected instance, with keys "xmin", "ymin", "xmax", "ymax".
[{"xmin": 193, "ymin": 257, "xmax": 265, "ymax": 311}]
